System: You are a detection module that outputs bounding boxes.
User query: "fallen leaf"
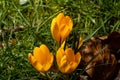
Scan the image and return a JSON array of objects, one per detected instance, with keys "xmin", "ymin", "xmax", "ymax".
[{"xmin": 81, "ymin": 37, "xmax": 117, "ymax": 80}]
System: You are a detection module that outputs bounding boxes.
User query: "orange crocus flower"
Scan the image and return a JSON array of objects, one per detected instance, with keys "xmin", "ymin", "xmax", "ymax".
[
  {"xmin": 51, "ymin": 13, "xmax": 73, "ymax": 44},
  {"xmin": 56, "ymin": 47, "xmax": 81, "ymax": 74},
  {"xmin": 28, "ymin": 44, "xmax": 54, "ymax": 73}
]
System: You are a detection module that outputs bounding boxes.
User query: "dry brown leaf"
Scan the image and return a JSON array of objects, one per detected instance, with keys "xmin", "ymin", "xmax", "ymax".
[
  {"xmin": 81, "ymin": 37, "xmax": 117, "ymax": 80},
  {"xmin": 100, "ymin": 31, "xmax": 120, "ymax": 51},
  {"xmin": 100, "ymin": 31, "xmax": 120, "ymax": 60}
]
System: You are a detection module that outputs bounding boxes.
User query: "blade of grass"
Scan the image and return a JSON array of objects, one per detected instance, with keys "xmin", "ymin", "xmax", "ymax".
[
  {"xmin": 83, "ymin": 26, "xmax": 102, "ymax": 42},
  {"xmin": 12, "ymin": 1, "xmax": 31, "ymax": 26}
]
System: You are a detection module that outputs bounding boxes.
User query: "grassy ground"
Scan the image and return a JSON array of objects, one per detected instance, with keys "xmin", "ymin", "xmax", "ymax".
[{"xmin": 0, "ymin": 0, "xmax": 120, "ymax": 80}]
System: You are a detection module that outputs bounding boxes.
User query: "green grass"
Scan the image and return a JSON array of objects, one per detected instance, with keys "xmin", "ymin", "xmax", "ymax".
[{"xmin": 0, "ymin": 0, "xmax": 120, "ymax": 79}]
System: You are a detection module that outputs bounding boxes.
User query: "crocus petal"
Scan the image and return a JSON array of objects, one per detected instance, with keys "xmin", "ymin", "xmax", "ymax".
[
  {"xmin": 65, "ymin": 48, "xmax": 75, "ymax": 62},
  {"xmin": 64, "ymin": 64, "xmax": 71, "ymax": 73},
  {"xmin": 60, "ymin": 55, "xmax": 67, "ymax": 68},
  {"xmin": 33, "ymin": 47, "xmax": 42, "ymax": 63},
  {"xmin": 33, "ymin": 62, "xmax": 44, "ymax": 72},
  {"xmin": 28, "ymin": 53, "xmax": 36, "ymax": 65},
  {"xmin": 69, "ymin": 62, "xmax": 78, "ymax": 73},
  {"xmin": 65, "ymin": 16, "xmax": 73, "ymax": 30},
  {"xmin": 39, "ymin": 45, "xmax": 52, "ymax": 64},
  {"xmin": 56, "ymin": 48, "xmax": 65, "ymax": 67},
  {"xmin": 51, "ymin": 18, "xmax": 60, "ymax": 43},
  {"xmin": 60, "ymin": 25, "xmax": 71, "ymax": 43},
  {"xmin": 43, "ymin": 59, "xmax": 53, "ymax": 71},
  {"xmin": 34, "ymin": 56, "xmax": 54, "ymax": 73},
  {"xmin": 75, "ymin": 52, "xmax": 81, "ymax": 64},
  {"xmin": 28, "ymin": 53, "xmax": 43, "ymax": 72},
  {"xmin": 56, "ymin": 13, "xmax": 64, "ymax": 26}
]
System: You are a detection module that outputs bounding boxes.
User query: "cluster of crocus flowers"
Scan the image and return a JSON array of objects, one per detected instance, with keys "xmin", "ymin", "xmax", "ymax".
[
  {"xmin": 28, "ymin": 13, "xmax": 82, "ymax": 75},
  {"xmin": 51, "ymin": 13, "xmax": 73, "ymax": 44}
]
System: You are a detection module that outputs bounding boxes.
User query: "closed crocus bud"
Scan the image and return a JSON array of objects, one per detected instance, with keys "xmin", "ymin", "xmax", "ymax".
[
  {"xmin": 51, "ymin": 13, "xmax": 73, "ymax": 44},
  {"xmin": 56, "ymin": 47, "xmax": 81, "ymax": 74},
  {"xmin": 28, "ymin": 44, "xmax": 54, "ymax": 73}
]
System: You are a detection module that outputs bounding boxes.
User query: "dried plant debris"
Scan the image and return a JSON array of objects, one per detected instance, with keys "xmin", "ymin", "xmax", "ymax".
[
  {"xmin": 81, "ymin": 31, "xmax": 120, "ymax": 80},
  {"xmin": 114, "ymin": 70, "xmax": 120, "ymax": 80},
  {"xmin": 100, "ymin": 31, "xmax": 120, "ymax": 60},
  {"xmin": 0, "ymin": 26, "xmax": 24, "ymax": 48}
]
